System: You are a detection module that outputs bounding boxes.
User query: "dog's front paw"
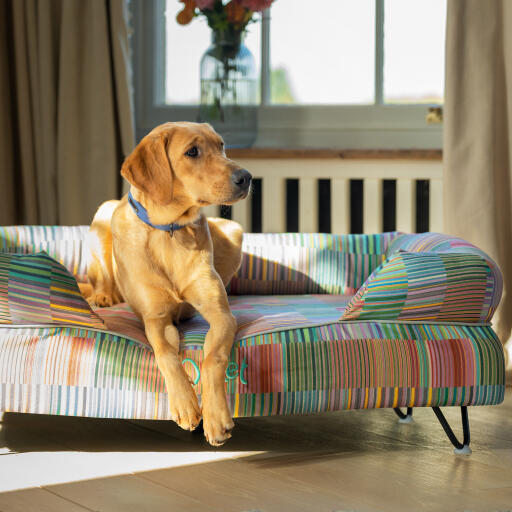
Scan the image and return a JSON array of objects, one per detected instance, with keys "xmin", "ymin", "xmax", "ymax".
[
  {"xmin": 169, "ymin": 386, "xmax": 202, "ymax": 432},
  {"xmin": 202, "ymin": 402, "xmax": 234, "ymax": 446},
  {"xmin": 87, "ymin": 292, "xmax": 114, "ymax": 308}
]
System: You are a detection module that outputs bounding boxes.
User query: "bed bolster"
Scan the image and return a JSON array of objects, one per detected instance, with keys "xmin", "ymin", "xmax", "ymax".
[{"xmin": 340, "ymin": 250, "xmax": 502, "ymax": 323}]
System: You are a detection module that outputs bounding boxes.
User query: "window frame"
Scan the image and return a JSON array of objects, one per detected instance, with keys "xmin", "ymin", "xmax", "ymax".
[{"xmin": 132, "ymin": 0, "xmax": 443, "ymax": 148}]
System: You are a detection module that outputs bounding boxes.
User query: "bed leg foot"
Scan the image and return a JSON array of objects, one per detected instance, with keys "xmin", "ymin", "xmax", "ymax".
[
  {"xmin": 393, "ymin": 407, "xmax": 413, "ymax": 423},
  {"xmin": 432, "ymin": 406, "xmax": 471, "ymax": 454},
  {"xmin": 453, "ymin": 445, "xmax": 472, "ymax": 455}
]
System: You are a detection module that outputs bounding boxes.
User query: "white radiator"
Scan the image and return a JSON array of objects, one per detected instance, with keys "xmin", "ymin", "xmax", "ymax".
[{"xmin": 203, "ymin": 159, "xmax": 443, "ymax": 234}]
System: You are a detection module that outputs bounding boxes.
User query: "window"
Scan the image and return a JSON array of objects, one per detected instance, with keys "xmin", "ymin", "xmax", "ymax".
[
  {"xmin": 269, "ymin": 1, "xmax": 375, "ymax": 105},
  {"xmin": 383, "ymin": 0, "xmax": 445, "ymax": 104},
  {"xmin": 133, "ymin": 0, "xmax": 446, "ymax": 148}
]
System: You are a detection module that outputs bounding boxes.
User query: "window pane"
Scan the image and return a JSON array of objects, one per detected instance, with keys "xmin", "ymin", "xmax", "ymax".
[
  {"xmin": 270, "ymin": 0, "xmax": 375, "ymax": 105},
  {"xmin": 384, "ymin": 0, "xmax": 446, "ymax": 104},
  {"xmin": 165, "ymin": 0, "xmax": 260, "ymax": 105}
]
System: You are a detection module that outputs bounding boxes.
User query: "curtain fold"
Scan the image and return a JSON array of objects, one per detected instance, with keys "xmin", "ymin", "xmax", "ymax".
[
  {"xmin": 444, "ymin": 0, "xmax": 512, "ymax": 382},
  {"xmin": 0, "ymin": 0, "xmax": 134, "ymax": 226}
]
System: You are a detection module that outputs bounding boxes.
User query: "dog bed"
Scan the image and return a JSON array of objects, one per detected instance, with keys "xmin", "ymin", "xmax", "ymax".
[{"xmin": 0, "ymin": 226, "xmax": 505, "ymax": 452}]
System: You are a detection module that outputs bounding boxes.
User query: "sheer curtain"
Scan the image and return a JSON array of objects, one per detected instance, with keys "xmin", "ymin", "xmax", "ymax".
[
  {"xmin": 0, "ymin": 0, "xmax": 134, "ymax": 225},
  {"xmin": 444, "ymin": 0, "xmax": 512, "ymax": 382}
]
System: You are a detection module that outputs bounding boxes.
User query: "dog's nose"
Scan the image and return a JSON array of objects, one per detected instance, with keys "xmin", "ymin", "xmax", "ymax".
[{"xmin": 232, "ymin": 169, "xmax": 252, "ymax": 189}]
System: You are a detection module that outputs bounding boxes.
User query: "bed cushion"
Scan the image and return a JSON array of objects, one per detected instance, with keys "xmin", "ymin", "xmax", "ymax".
[
  {"xmin": 0, "ymin": 252, "xmax": 105, "ymax": 328},
  {"xmin": 95, "ymin": 294, "xmax": 353, "ymax": 346}
]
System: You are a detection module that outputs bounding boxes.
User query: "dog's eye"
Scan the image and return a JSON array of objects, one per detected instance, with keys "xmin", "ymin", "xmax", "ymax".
[{"xmin": 185, "ymin": 147, "xmax": 199, "ymax": 158}]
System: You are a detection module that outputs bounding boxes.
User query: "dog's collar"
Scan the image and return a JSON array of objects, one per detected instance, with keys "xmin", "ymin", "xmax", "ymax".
[{"xmin": 127, "ymin": 191, "xmax": 186, "ymax": 236}]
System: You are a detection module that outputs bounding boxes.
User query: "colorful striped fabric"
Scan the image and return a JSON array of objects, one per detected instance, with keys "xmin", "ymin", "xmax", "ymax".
[
  {"xmin": 95, "ymin": 294, "xmax": 353, "ymax": 347},
  {"xmin": 341, "ymin": 232, "xmax": 503, "ymax": 323},
  {"xmin": 0, "ymin": 226, "xmax": 89, "ymax": 282},
  {"xmin": 0, "ymin": 252, "xmax": 105, "ymax": 329},
  {"xmin": 341, "ymin": 252, "xmax": 500, "ymax": 323},
  {"xmin": 0, "ymin": 321, "xmax": 504, "ymax": 419},
  {"xmin": 388, "ymin": 232, "xmax": 503, "ymax": 315},
  {"xmin": 229, "ymin": 232, "xmax": 400, "ymax": 295},
  {"xmin": 0, "ymin": 228, "xmax": 400, "ymax": 295},
  {"xmin": 0, "ymin": 226, "xmax": 506, "ymax": 421},
  {"xmin": 388, "ymin": 231, "xmax": 494, "ymax": 258}
]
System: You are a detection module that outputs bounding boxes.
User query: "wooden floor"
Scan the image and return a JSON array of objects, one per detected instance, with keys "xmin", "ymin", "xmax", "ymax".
[{"xmin": 1, "ymin": 391, "xmax": 511, "ymax": 512}]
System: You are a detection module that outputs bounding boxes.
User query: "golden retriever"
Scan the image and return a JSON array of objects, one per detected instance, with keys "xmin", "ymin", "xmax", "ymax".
[{"xmin": 84, "ymin": 122, "xmax": 251, "ymax": 446}]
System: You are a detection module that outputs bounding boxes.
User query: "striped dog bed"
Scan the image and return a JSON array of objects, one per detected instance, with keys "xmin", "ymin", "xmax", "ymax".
[{"xmin": 0, "ymin": 227, "xmax": 505, "ymax": 426}]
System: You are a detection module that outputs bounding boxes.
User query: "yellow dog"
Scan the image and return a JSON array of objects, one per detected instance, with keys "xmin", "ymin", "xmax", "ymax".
[{"xmin": 84, "ymin": 122, "xmax": 251, "ymax": 446}]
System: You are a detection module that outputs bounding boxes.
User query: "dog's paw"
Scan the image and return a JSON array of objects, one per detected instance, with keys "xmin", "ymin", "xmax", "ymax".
[
  {"xmin": 87, "ymin": 292, "xmax": 113, "ymax": 308},
  {"xmin": 202, "ymin": 405, "xmax": 235, "ymax": 446},
  {"xmin": 169, "ymin": 389, "xmax": 202, "ymax": 432}
]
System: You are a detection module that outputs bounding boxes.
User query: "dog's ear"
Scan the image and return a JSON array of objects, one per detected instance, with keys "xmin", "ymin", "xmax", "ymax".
[{"xmin": 121, "ymin": 132, "xmax": 173, "ymax": 205}]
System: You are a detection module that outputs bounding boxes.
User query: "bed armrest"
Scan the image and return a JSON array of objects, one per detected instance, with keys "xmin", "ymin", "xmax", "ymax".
[{"xmin": 340, "ymin": 249, "xmax": 502, "ymax": 323}]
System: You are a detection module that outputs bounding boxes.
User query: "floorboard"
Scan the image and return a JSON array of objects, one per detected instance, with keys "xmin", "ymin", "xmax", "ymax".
[
  {"xmin": 0, "ymin": 391, "xmax": 511, "ymax": 511},
  {"xmin": 0, "ymin": 488, "xmax": 92, "ymax": 512}
]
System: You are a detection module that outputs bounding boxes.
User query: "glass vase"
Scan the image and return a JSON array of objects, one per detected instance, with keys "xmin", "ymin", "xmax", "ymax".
[{"xmin": 199, "ymin": 30, "xmax": 258, "ymax": 148}]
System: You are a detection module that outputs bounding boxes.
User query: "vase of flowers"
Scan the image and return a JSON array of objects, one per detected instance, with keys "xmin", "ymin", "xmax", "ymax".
[{"xmin": 177, "ymin": 0, "xmax": 274, "ymax": 147}]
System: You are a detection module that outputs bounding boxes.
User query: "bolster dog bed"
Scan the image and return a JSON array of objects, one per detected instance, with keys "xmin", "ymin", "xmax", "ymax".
[{"xmin": 0, "ymin": 227, "xmax": 505, "ymax": 453}]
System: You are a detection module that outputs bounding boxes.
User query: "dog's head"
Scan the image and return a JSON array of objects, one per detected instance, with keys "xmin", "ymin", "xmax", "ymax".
[{"xmin": 121, "ymin": 122, "xmax": 251, "ymax": 207}]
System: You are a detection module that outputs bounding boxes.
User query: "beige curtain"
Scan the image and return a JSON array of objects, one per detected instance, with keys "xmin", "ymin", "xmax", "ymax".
[
  {"xmin": 0, "ymin": 0, "xmax": 134, "ymax": 225},
  {"xmin": 444, "ymin": 0, "xmax": 512, "ymax": 382}
]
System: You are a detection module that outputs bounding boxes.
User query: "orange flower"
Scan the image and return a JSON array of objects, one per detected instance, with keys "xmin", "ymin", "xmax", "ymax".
[
  {"xmin": 225, "ymin": 0, "xmax": 247, "ymax": 24},
  {"xmin": 176, "ymin": 0, "xmax": 196, "ymax": 25}
]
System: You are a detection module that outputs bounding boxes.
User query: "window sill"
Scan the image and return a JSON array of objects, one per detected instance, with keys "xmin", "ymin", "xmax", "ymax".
[{"xmin": 226, "ymin": 148, "xmax": 443, "ymax": 160}]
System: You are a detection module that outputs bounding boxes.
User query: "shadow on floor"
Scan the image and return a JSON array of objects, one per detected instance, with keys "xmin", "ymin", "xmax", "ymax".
[{"xmin": 2, "ymin": 403, "xmax": 511, "ymax": 455}]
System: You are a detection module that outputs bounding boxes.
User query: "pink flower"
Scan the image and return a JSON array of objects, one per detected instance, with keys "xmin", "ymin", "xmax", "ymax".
[
  {"xmin": 236, "ymin": 0, "xmax": 274, "ymax": 11},
  {"xmin": 196, "ymin": 0, "xmax": 215, "ymax": 9}
]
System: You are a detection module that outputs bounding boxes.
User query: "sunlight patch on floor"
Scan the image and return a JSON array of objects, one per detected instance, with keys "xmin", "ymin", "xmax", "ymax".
[{"xmin": 0, "ymin": 450, "xmax": 263, "ymax": 493}]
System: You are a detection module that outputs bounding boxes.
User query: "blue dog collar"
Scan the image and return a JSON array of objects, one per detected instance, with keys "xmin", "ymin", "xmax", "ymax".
[{"xmin": 127, "ymin": 191, "xmax": 186, "ymax": 236}]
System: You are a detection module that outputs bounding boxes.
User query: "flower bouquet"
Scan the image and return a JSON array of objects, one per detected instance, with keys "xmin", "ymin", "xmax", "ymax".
[
  {"xmin": 176, "ymin": 0, "xmax": 275, "ymax": 147},
  {"xmin": 177, "ymin": 0, "xmax": 274, "ymax": 33}
]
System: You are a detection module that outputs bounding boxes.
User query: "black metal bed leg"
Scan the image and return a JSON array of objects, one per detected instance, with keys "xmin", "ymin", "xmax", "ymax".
[
  {"xmin": 393, "ymin": 407, "xmax": 413, "ymax": 423},
  {"xmin": 432, "ymin": 406, "xmax": 471, "ymax": 455}
]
